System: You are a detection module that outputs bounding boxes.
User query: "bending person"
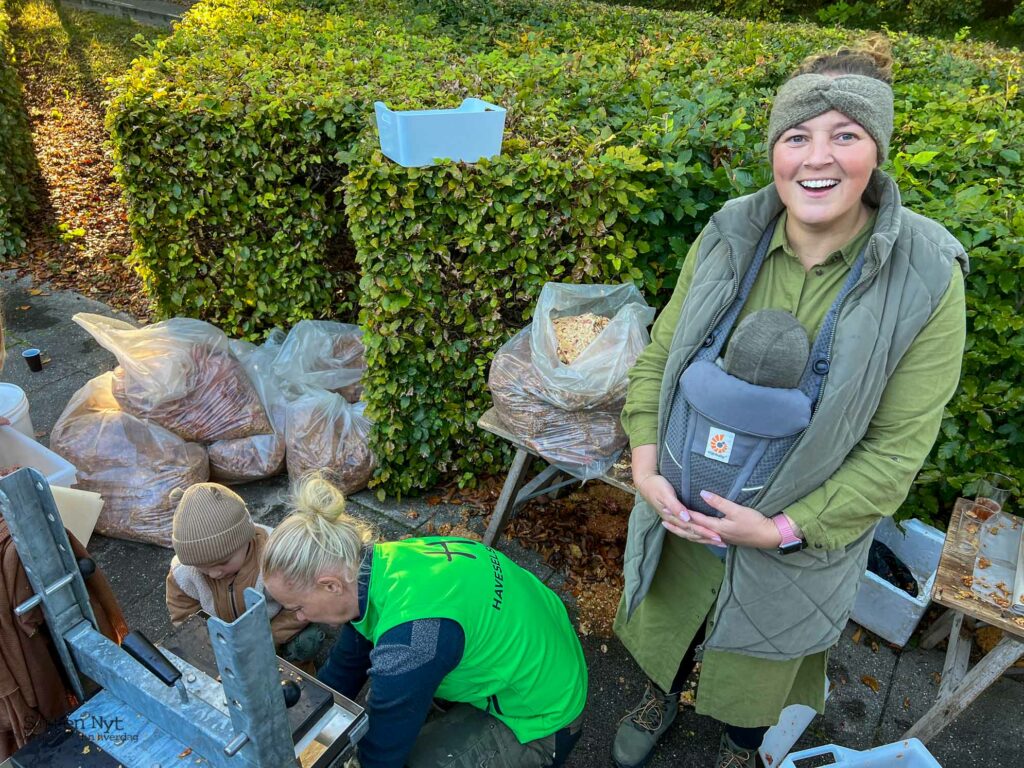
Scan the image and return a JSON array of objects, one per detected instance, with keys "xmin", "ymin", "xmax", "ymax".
[
  {"xmin": 612, "ymin": 39, "xmax": 967, "ymax": 768},
  {"xmin": 263, "ymin": 472, "xmax": 588, "ymax": 768}
]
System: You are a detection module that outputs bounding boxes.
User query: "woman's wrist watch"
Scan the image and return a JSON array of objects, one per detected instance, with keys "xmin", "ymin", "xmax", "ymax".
[{"xmin": 773, "ymin": 514, "xmax": 805, "ymax": 555}]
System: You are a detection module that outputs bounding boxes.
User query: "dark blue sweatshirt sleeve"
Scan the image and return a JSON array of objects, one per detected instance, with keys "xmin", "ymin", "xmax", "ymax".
[
  {"xmin": 318, "ymin": 623, "xmax": 374, "ymax": 699},
  {"xmin": 356, "ymin": 618, "xmax": 465, "ymax": 768}
]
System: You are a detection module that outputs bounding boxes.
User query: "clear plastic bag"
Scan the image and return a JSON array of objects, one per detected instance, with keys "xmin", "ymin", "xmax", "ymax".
[
  {"xmin": 489, "ymin": 283, "xmax": 654, "ymax": 479},
  {"xmin": 49, "ymin": 373, "xmax": 209, "ymax": 547},
  {"xmin": 73, "ymin": 313, "xmax": 272, "ymax": 443},
  {"xmin": 210, "ymin": 332, "xmax": 289, "ymax": 483},
  {"xmin": 272, "ymin": 320, "xmax": 366, "ymax": 403},
  {"xmin": 530, "ymin": 283, "xmax": 655, "ymax": 409},
  {"xmin": 285, "ymin": 391, "xmax": 375, "ymax": 494}
]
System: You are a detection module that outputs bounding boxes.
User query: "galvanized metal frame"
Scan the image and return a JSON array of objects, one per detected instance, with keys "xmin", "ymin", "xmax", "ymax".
[
  {"xmin": 207, "ymin": 588, "xmax": 295, "ymax": 765},
  {"xmin": 0, "ymin": 468, "xmax": 98, "ymax": 701}
]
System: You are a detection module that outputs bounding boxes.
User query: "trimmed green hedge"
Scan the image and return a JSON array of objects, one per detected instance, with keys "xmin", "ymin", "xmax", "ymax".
[
  {"xmin": 109, "ymin": 0, "xmax": 1024, "ymax": 521},
  {"xmin": 0, "ymin": 0, "xmax": 35, "ymax": 258},
  {"xmin": 604, "ymin": 1, "xmax": 1022, "ymax": 40}
]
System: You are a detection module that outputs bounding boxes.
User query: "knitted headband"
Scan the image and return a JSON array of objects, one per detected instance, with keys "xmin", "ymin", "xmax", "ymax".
[{"xmin": 768, "ymin": 73, "xmax": 894, "ymax": 163}]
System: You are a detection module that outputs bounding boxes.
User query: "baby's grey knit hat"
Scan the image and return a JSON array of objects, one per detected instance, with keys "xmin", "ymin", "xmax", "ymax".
[
  {"xmin": 768, "ymin": 73, "xmax": 894, "ymax": 164},
  {"xmin": 724, "ymin": 309, "xmax": 809, "ymax": 389}
]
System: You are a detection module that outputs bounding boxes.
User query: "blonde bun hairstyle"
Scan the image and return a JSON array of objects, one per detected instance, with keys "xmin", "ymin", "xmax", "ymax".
[
  {"xmin": 262, "ymin": 471, "xmax": 377, "ymax": 589},
  {"xmin": 795, "ymin": 34, "xmax": 894, "ymax": 84}
]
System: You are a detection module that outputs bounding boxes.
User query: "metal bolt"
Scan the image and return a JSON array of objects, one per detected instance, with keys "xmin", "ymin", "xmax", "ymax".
[{"xmin": 185, "ymin": 673, "xmax": 197, "ymax": 683}]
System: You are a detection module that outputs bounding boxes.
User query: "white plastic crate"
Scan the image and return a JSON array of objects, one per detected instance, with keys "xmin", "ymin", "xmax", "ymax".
[
  {"xmin": 759, "ymin": 679, "xmax": 831, "ymax": 767},
  {"xmin": 850, "ymin": 517, "xmax": 944, "ymax": 646},
  {"xmin": 780, "ymin": 738, "xmax": 940, "ymax": 767},
  {"xmin": 374, "ymin": 98, "xmax": 506, "ymax": 168},
  {"xmin": 0, "ymin": 426, "xmax": 77, "ymax": 488}
]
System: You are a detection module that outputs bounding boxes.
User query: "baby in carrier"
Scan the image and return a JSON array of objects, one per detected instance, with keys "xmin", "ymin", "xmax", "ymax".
[{"xmin": 661, "ymin": 308, "xmax": 811, "ymax": 522}]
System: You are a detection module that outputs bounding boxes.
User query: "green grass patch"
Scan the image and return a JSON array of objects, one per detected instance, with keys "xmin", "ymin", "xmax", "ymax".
[{"xmin": 11, "ymin": 0, "xmax": 168, "ymax": 98}]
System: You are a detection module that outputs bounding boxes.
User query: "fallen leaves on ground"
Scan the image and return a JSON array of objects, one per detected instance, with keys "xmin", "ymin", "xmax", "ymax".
[
  {"xmin": 2, "ymin": 3, "xmax": 164, "ymax": 320},
  {"xmin": 860, "ymin": 675, "xmax": 881, "ymax": 693},
  {"xmin": 503, "ymin": 482, "xmax": 633, "ymax": 637}
]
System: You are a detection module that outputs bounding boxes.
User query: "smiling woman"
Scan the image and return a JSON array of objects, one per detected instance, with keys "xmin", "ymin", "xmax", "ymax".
[
  {"xmin": 773, "ymin": 111, "xmax": 878, "ymax": 267},
  {"xmin": 612, "ymin": 37, "xmax": 969, "ymax": 768}
]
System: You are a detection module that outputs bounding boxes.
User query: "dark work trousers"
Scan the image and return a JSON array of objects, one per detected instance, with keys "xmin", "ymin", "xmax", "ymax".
[{"xmin": 406, "ymin": 705, "xmax": 584, "ymax": 768}]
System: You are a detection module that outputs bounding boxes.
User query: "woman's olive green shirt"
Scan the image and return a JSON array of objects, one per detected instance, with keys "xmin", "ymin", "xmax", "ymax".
[{"xmin": 614, "ymin": 211, "xmax": 966, "ymax": 726}]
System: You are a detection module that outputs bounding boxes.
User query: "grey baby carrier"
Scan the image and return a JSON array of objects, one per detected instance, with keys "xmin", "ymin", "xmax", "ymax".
[{"xmin": 661, "ymin": 218, "xmax": 868, "ymax": 519}]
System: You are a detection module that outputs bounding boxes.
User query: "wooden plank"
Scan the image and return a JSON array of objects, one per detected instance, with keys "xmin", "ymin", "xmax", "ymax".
[
  {"xmin": 931, "ymin": 498, "xmax": 1024, "ymax": 641},
  {"xmin": 903, "ymin": 635, "xmax": 1024, "ymax": 743},
  {"xmin": 937, "ymin": 612, "xmax": 972, "ymax": 699},
  {"xmin": 918, "ymin": 608, "xmax": 955, "ymax": 650}
]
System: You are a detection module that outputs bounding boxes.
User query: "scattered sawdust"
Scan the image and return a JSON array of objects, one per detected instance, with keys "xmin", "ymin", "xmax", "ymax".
[
  {"xmin": 976, "ymin": 625, "xmax": 1024, "ymax": 667},
  {"xmin": 576, "ymin": 581, "xmax": 622, "ymax": 637},
  {"xmin": 502, "ymin": 481, "xmax": 633, "ymax": 637},
  {"xmin": 552, "ymin": 313, "xmax": 610, "ymax": 364}
]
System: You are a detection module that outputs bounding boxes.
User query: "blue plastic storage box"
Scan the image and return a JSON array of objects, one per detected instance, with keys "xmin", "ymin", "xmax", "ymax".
[
  {"xmin": 780, "ymin": 739, "xmax": 941, "ymax": 768},
  {"xmin": 374, "ymin": 98, "xmax": 506, "ymax": 168}
]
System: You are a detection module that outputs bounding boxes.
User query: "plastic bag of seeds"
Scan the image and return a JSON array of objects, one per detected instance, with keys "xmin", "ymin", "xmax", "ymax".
[
  {"xmin": 489, "ymin": 283, "xmax": 654, "ymax": 479},
  {"xmin": 208, "ymin": 332, "xmax": 289, "ymax": 483},
  {"xmin": 285, "ymin": 390, "xmax": 375, "ymax": 494},
  {"xmin": 50, "ymin": 373, "xmax": 209, "ymax": 547},
  {"xmin": 74, "ymin": 313, "xmax": 271, "ymax": 443},
  {"xmin": 272, "ymin": 320, "xmax": 366, "ymax": 403}
]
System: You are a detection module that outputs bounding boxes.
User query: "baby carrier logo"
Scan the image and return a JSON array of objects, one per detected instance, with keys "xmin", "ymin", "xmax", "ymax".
[{"xmin": 704, "ymin": 428, "xmax": 735, "ymax": 463}]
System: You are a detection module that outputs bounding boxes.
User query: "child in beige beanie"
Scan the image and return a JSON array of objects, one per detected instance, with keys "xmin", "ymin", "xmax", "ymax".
[{"xmin": 165, "ymin": 482, "xmax": 324, "ymax": 664}]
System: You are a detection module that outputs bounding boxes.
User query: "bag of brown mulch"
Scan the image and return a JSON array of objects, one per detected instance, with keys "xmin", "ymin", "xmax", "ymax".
[
  {"xmin": 49, "ymin": 373, "xmax": 209, "ymax": 547},
  {"xmin": 208, "ymin": 333, "xmax": 289, "ymax": 483},
  {"xmin": 272, "ymin": 320, "xmax": 366, "ymax": 403},
  {"xmin": 73, "ymin": 313, "xmax": 272, "ymax": 443},
  {"xmin": 489, "ymin": 283, "xmax": 654, "ymax": 480},
  {"xmin": 285, "ymin": 391, "xmax": 375, "ymax": 494}
]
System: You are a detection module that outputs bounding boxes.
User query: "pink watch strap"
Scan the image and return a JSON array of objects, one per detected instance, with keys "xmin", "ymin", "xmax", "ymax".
[{"xmin": 773, "ymin": 514, "xmax": 801, "ymax": 547}]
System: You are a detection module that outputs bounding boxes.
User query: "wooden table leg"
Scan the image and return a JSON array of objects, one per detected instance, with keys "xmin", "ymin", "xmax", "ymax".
[
  {"xmin": 937, "ymin": 612, "xmax": 972, "ymax": 700},
  {"xmin": 903, "ymin": 635, "xmax": 1024, "ymax": 743},
  {"xmin": 483, "ymin": 448, "xmax": 531, "ymax": 548},
  {"xmin": 918, "ymin": 609, "xmax": 955, "ymax": 650}
]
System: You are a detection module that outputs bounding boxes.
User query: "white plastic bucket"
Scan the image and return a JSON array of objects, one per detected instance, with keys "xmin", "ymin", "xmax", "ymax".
[{"xmin": 0, "ymin": 383, "xmax": 34, "ymax": 438}]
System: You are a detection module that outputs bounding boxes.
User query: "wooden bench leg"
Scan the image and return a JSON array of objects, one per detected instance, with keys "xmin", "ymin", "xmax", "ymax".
[
  {"xmin": 903, "ymin": 635, "xmax": 1024, "ymax": 743},
  {"xmin": 483, "ymin": 452, "xmax": 580, "ymax": 549},
  {"xmin": 484, "ymin": 449, "xmax": 532, "ymax": 548},
  {"xmin": 918, "ymin": 608, "xmax": 956, "ymax": 650},
  {"xmin": 937, "ymin": 612, "xmax": 972, "ymax": 700}
]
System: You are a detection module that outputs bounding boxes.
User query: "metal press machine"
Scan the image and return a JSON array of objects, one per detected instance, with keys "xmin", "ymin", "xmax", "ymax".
[{"xmin": 0, "ymin": 468, "xmax": 367, "ymax": 767}]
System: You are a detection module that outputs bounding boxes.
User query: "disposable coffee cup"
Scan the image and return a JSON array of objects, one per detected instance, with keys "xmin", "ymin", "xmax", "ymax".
[{"xmin": 22, "ymin": 348, "xmax": 43, "ymax": 373}]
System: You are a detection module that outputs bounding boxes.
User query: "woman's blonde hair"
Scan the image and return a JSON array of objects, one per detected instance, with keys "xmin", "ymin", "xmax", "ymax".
[
  {"xmin": 262, "ymin": 471, "xmax": 377, "ymax": 589},
  {"xmin": 795, "ymin": 35, "xmax": 894, "ymax": 84}
]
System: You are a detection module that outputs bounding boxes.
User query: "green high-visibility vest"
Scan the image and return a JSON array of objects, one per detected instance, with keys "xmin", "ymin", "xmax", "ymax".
[{"xmin": 352, "ymin": 537, "xmax": 587, "ymax": 743}]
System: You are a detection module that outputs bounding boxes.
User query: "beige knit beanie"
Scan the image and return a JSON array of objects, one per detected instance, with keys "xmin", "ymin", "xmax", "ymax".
[{"xmin": 171, "ymin": 483, "xmax": 256, "ymax": 566}]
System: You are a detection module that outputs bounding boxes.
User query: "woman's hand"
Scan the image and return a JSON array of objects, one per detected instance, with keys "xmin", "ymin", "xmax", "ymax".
[
  {"xmin": 635, "ymin": 473, "xmax": 723, "ymax": 546},
  {"xmin": 631, "ymin": 444, "xmax": 721, "ymax": 546},
  {"xmin": 686, "ymin": 491, "xmax": 781, "ymax": 549}
]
